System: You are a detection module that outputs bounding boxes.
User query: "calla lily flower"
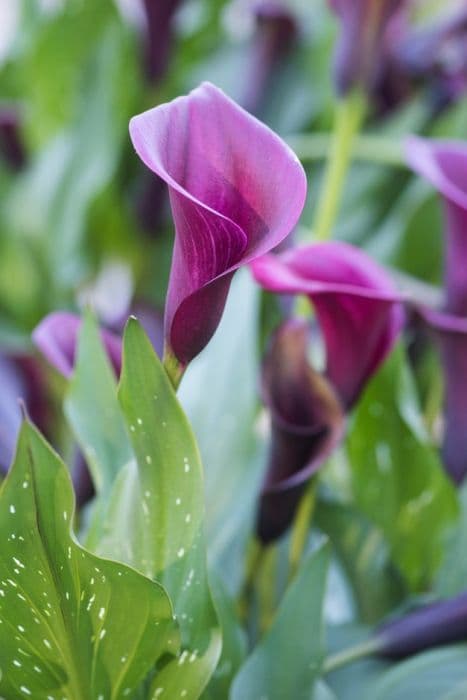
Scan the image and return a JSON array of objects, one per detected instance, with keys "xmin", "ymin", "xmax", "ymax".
[
  {"xmin": 252, "ymin": 241, "xmax": 404, "ymax": 408},
  {"xmin": 0, "ymin": 354, "xmax": 49, "ymax": 474},
  {"xmin": 32, "ymin": 312, "xmax": 122, "ymax": 378},
  {"xmin": 257, "ymin": 319, "xmax": 345, "ymax": 543},
  {"xmin": 142, "ymin": 0, "xmax": 182, "ymax": 84},
  {"xmin": 252, "ymin": 241, "xmax": 403, "ymax": 541},
  {"xmin": 129, "ymin": 82, "xmax": 307, "ymax": 366},
  {"xmin": 329, "ymin": 0, "xmax": 406, "ymax": 97},
  {"xmin": 0, "ymin": 107, "xmax": 26, "ymax": 171},
  {"xmin": 243, "ymin": 0, "xmax": 298, "ymax": 115},
  {"xmin": 377, "ymin": 590, "xmax": 467, "ymax": 659},
  {"xmin": 406, "ymin": 136, "xmax": 467, "ymax": 483}
]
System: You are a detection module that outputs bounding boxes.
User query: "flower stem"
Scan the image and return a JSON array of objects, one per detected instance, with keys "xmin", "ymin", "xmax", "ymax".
[
  {"xmin": 237, "ymin": 538, "xmax": 264, "ymax": 622},
  {"xmin": 288, "ymin": 133, "xmax": 405, "ymax": 168},
  {"xmin": 323, "ymin": 637, "xmax": 382, "ymax": 674},
  {"xmin": 163, "ymin": 346, "xmax": 184, "ymax": 390},
  {"xmin": 288, "ymin": 478, "xmax": 317, "ymax": 580},
  {"xmin": 313, "ymin": 90, "xmax": 367, "ymax": 241},
  {"xmin": 257, "ymin": 545, "xmax": 277, "ymax": 634}
]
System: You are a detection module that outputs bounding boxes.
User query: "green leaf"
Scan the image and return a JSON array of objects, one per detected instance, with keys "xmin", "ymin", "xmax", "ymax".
[
  {"xmin": 364, "ymin": 646, "xmax": 467, "ymax": 700},
  {"xmin": 231, "ymin": 541, "xmax": 330, "ymax": 700},
  {"xmin": 110, "ymin": 319, "xmax": 221, "ymax": 698},
  {"xmin": 0, "ymin": 421, "xmax": 179, "ymax": 699},
  {"xmin": 65, "ymin": 311, "xmax": 131, "ymax": 497},
  {"xmin": 316, "ymin": 494, "xmax": 405, "ymax": 623},
  {"xmin": 178, "ymin": 270, "xmax": 264, "ymax": 593},
  {"xmin": 201, "ymin": 573, "xmax": 247, "ymax": 699},
  {"xmin": 435, "ymin": 483, "xmax": 467, "ymax": 598},
  {"xmin": 347, "ymin": 345, "xmax": 457, "ymax": 589}
]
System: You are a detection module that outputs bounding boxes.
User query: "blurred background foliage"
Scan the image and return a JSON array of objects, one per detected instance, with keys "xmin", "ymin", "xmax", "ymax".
[{"xmin": 1, "ymin": 0, "xmax": 467, "ymax": 659}]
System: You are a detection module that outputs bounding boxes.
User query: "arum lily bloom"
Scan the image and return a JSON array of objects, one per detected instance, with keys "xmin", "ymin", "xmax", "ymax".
[
  {"xmin": 243, "ymin": 0, "xmax": 298, "ymax": 115},
  {"xmin": 130, "ymin": 82, "xmax": 307, "ymax": 367},
  {"xmin": 258, "ymin": 319, "xmax": 345, "ymax": 542},
  {"xmin": 0, "ymin": 107, "xmax": 26, "ymax": 171},
  {"xmin": 406, "ymin": 136, "xmax": 467, "ymax": 483},
  {"xmin": 32, "ymin": 312, "xmax": 122, "ymax": 378},
  {"xmin": 252, "ymin": 241, "xmax": 403, "ymax": 540},
  {"xmin": 0, "ymin": 354, "xmax": 49, "ymax": 474},
  {"xmin": 377, "ymin": 590, "xmax": 467, "ymax": 659},
  {"xmin": 329, "ymin": 0, "xmax": 406, "ymax": 97},
  {"xmin": 142, "ymin": 0, "xmax": 183, "ymax": 84}
]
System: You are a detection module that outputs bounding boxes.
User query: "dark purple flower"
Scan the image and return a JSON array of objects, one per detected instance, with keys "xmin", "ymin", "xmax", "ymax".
[
  {"xmin": 257, "ymin": 319, "xmax": 345, "ymax": 543},
  {"xmin": 377, "ymin": 590, "xmax": 467, "ymax": 659},
  {"xmin": 252, "ymin": 242, "xmax": 403, "ymax": 541},
  {"xmin": 252, "ymin": 241, "xmax": 404, "ymax": 408},
  {"xmin": 0, "ymin": 354, "xmax": 49, "ymax": 474},
  {"xmin": 398, "ymin": 7, "xmax": 467, "ymax": 112},
  {"xmin": 406, "ymin": 136, "xmax": 467, "ymax": 483},
  {"xmin": 0, "ymin": 107, "xmax": 26, "ymax": 171},
  {"xmin": 329, "ymin": 0, "xmax": 406, "ymax": 97},
  {"xmin": 129, "ymin": 82, "xmax": 307, "ymax": 367},
  {"xmin": 142, "ymin": 0, "xmax": 183, "ymax": 84},
  {"xmin": 32, "ymin": 312, "xmax": 122, "ymax": 378},
  {"xmin": 242, "ymin": 0, "xmax": 298, "ymax": 115}
]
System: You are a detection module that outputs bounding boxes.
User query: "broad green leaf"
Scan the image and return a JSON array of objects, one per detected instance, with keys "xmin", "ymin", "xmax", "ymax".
[
  {"xmin": 65, "ymin": 311, "xmax": 131, "ymax": 497},
  {"xmin": 202, "ymin": 573, "xmax": 247, "ymax": 699},
  {"xmin": 347, "ymin": 345, "xmax": 457, "ymax": 589},
  {"xmin": 231, "ymin": 541, "xmax": 330, "ymax": 700},
  {"xmin": 316, "ymin": 493, "xmax": 405, "ymax": 623},
  {"xmin": 364, "ymin": 646, "xmax": 467, "ymax": 700},
  {"xmin": 109, "ymin": 319, "xmax": 221, "ymax": 699},
  {"xmin": 178, "ymin": 270, "xmax": 264, "ymax": 593},
  {"xmin": 0, "ymin": 421, "xmax": 179, "ymax": 699},
  {"xmin": 435, "ymin": 483, "xmax": 467, "ymax": 598}
]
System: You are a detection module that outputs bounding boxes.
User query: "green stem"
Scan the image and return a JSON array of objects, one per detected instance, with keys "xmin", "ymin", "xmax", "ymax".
[
  {"xmin": 237, "ymin": 538, "xmax": 264, "ymax": 622},
  {"xmin": 323, "ymin": 637, "xmax": 381, "ymax": 674},
  {"xmin": 288, "ymin": 133, "xmax": 405, "ymax": 168},
  {"xmin": 257, "ymin": 545, "xmax": 277, "ymax": 634},
  {"xmin": 288, "ymin": 478, "xmax": 317, "ymax": 580},
  {"xmin": 163, "ymin": 346, "xmax": 185, "ymax": 390},
  {"xmin": 313, "ymin": 91, "xmax": 367, "ymax": 241}
]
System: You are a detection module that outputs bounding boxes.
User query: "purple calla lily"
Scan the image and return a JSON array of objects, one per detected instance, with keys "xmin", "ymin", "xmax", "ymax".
[
  {"xmin": 142, "ymin": 0, "xmax": 183, "ymax": 84},
  {"xmin": 252, "ymin": 242, "xmax": 403, "ymax": 540},
  {"xmin": 377, "ymin": 590, "xmax": 467, "ymax": 659},
  {"xmin": 32, "ymin": 312, "xmax": 122, "ymax": 378},
  {"xmin": 252, "ymin": 241, "xmax": 404, "ymax": 408},
  {"xmin": 129, "ymin": 82, "xmax": 307, "ymax": 367},
  {"xmin": 406, "ymin": 136, "xmax": 467, "ymax": 483},
  {"xmin": 329, "ymin": 0, "xmax": 406, "ymax": 97},
  {"xmin": 258, "ymin": 319, "xmax": 345, "ymax": 542}
]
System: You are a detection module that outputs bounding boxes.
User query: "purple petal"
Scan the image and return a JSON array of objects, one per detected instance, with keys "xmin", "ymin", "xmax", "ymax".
[
  {"xmin": 257, "ymin": 319, "xmax": 345, "ymax": 542},
  {"xmin": 405, "ymin": 136, "xmax": 467, "ymax": 315},
  {"xmin": 0, "ymin": 356, "xmax": 27, "ymax": 473},
  {"xmin": 129, "ymin": 82, "xmax": 307, "ymax": 364},
  {"xmin": 32, "ymin": 312, "xmax": 122, "ymax": 378},
  {"xmin": 419, "ymin": 306, "xmax": 467, "ymax": 484},
  {"xmin": 252, "ymin": 241, "xmax": 404, "ymax": 407},
  {"xmin": 378, "ymin": 591, "xmax": 467, "ymax": 659}
]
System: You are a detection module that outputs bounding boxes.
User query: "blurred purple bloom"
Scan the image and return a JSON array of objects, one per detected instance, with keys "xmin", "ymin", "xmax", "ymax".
[
  {"xmin": 142, "ymin": 0, "xmax": 183, "ymax": 84},
  {"xmin": 329, "ymin": 0, "xmax": 406, "ymax": 97},
  {"xmin": 406, "ymin": 136, "xmax": 467, "ymax": 483},
  {"xmin": 32, "ymin": 312, "xmax": 122, "ymax": 378},
  {"xmin": 257, "ymin": 319, "xmax": 345, "ymax": 542},
  {"xmin": 243, "ymin": 0, "xmax": 298, "ymax": 115},
  {"xmin": 252, "ymin": 242, "xmax": 403, "ymax": 540},
  {"xmin": 377, "ymin": 591, "xmax": 467, "ymax": 659},
  {"xmin": 0, "ymin": 354, "xmax": 49, "ymax": 474},
  {"xmin": 0, "ymin": 107, "xmax": 26, "ymax": 171},
  {"xmin": 252, "ymin": 241, "xmax": 404, "ymax": 408},
  {"xmin": 130, "ymin": 82, "xmax": 307, "ymax": 366}
]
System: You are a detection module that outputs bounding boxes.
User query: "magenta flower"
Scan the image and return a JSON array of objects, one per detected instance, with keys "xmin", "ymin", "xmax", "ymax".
[
  {"xmin": 252, "ymin": 241, "xmax": 403, "ymax": 540},
  {"xmin": 32, "ymin": 312, "xmax": 122, "ymax": 378},
  {"xmin": 329, "ymin": 0, "xmax": 406, "ymax": 97},
  {"xmin": 406, "ymin": 136, "xmax": 467, "ymax": 483},
  {"xmin": 252, "ymin": 241, "xmax": 404, "ymax": 408},
  {"xmin": 129, "ymin": 82, "xmax": 307, "ymax": 366}
]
